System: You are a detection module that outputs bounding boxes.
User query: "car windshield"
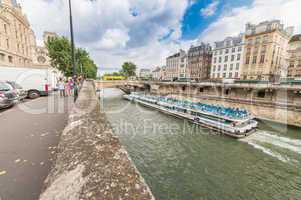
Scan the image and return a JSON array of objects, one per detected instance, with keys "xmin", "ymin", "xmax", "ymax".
[
  {"xmin": 7, "ymin": 82, "xmax": 22, "ymax": 89},
  {"xmin": 0, "ymin": 82, "xmax": 11, "ymax": 91}
]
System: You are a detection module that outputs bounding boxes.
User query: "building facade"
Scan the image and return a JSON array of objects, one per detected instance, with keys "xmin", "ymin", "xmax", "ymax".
[
  {"xmin": 165, "ymin": 50, "xmax": 186, "ymax": 81},
  {"xmin": 0, "ymin": 0, "xmax": 37, "ymax": 68},
  {"xmin": 178, "ymin": 53, "xmax": 188, "ymax": 80},
  {"xmin": 152, "ymin": 67, "xmax": 161, "ymax": 81},
  {"xmin": 211, "ymin": 34, "xmax": 244, "ymax": 80},
  {"xmin": 33, "ymin": 32, "xmax": 57, "ymax": 67},
  {"xmin": 241, "ymin": 20, "xmax": 294, "ymax": 81},
  {"xmin": 287, "ymin": 34, "xmax": 301, "ymax": 79},
  {"xmin": 187, "ymin": 43, "xmax": 212, "ymax": 81},
  {"xmin": 138, "ymin": 68, "xmax": 151, "ymax": 80}
]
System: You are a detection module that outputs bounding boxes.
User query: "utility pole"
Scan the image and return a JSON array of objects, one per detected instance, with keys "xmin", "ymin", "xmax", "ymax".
[{"xmin": 68, "ymin": 0, "xmax": 77, "ymax": 101}]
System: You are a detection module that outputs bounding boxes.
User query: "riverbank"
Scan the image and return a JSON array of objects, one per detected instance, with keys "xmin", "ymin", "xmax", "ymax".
[{"xmin": 39, "ymin": 81, "xmax": 154, "ymax": 200}]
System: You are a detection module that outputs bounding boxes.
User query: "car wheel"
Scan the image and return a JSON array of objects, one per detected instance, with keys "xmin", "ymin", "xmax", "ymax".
[{"xmin": 28, "ymin": 90, "xmax": 40, "ymax": 99}]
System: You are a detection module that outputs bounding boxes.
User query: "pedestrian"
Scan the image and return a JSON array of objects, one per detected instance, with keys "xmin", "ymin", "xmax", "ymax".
[
  {"xmin": 64, "ymin": 80, "xmax": 70, "ymax": 97},
  {"xmin": 58, "ymin": 79, "xmax": 65, "ymax": 97},
  {"xmin": 68, "ymin": 78, "xmax": 74, "ymax": 96}
]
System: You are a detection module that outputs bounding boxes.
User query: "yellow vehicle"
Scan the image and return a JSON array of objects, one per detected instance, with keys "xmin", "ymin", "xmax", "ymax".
[{"xmin": 102, "ymin": 75, "xmax": 126, "ymax": 81}]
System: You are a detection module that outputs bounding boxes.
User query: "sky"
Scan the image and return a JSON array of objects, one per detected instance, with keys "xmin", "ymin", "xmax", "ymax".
[{"xmin": 18, "ymin": 0, "xmax": 301, "ymax": 74}]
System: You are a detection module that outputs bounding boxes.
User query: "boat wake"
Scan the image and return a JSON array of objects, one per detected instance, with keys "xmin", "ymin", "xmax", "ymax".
[{"xmin": 240, "ymin": 131, "xmax": 301, "ymax": 164}]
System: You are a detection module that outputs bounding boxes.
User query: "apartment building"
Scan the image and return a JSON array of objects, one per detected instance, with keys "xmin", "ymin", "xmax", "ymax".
[
  {"xmin": 166, "ymin": 50, "xmax": 186, "ymax": 81},
  {"xmin": 187, "ymin": 43, "xmax": 212, "ymax": 81},
  {"xmin": 241, "ymin": 20, "xmax": 294, "ymax": 81},
  {"xmin": 287, "ymin": 34, "xmax": 301, "ymax": 79},
  {"xmin": 211, "ymin": 34, "xmax": 244, "ymax": 80}
]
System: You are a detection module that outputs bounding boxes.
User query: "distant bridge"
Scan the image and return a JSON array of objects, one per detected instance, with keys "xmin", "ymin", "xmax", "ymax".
[{"xmin": 95, "ymin": 80, "xmax": 150, "ymax": 94}]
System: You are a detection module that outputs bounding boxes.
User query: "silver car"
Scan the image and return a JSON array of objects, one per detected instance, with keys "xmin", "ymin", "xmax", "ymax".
[
  {"xmin": 0, "ymin": 81, "xmax": 18, "ymax": 109},
  {"xmin": 6, "ymin": 81, "xmax": 27, "ymax": 101}
]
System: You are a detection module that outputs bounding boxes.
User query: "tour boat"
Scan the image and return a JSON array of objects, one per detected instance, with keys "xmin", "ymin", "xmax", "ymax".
[{"xmin": 123, "ymin": 94, "xmax": 258, "ymax": 138}]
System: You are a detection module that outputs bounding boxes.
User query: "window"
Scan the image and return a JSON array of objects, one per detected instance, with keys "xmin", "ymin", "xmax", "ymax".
[
  {"xmin": 230, "ymin": 64, "xmax": 233, "ymax": 70},
  {"xmin": 224, "ymin": 56, "xmax": 228, "ymax": 62},
  {"xmin": 263, "ymin": 35, "xmax": 268, "ymax": 43},
  {"xmin": 219, "ymin": 50, "xmax": 223, "ymax": 55},
  {"xmin": 232, "ymin": 47, "xmax": 236, "ymax": 53},
  {"xmin": 246, "ymin": 56, "xmax": 250, "ymax": 64},
  {"xmin": 213, "ymin": 65, "xmax": 216, "ymax": 71},
  {"xmin": 8, "ymin": 56, "xmax": 13, "ymax": 63},
  {"xmin": 235, "ymin": 72, "xmax": 239, "ymax": 78},
  {"xmin": 238, "ymin": 46, "xmax": 242, "ymax": 52},
  {"xmin": 4, "ymin": 24, "xmax": 7, "ymax": 34},
  {"xmin": 236, "ymin": 63, "xmax": 240, "ymax": 70},
  {"xmin": 252, "ymin": 56, "xmax": 257, "ymax": 64},
  {"xmin": 260, "ymin": 54, "xmax": 265, "ymax": 64},
  {"xmin": 224, "ymin": 64, "xmax": 227, "ymax": 70},
  {"xmin": 6, "ymin": 39, "xmax": 9, "ymax": 49},
  {"xmin": 218, "ymin": 65, "xmax": 221, "ymax": 71},
  {"xmin": 225, "ymin": 49, "xmax": 229, "ymax": 54},
  {"xmin": 223, "ymin": 73, "xmax": 226, "ymax": 78},
  {"xmin": 231, "ymin": 55, "xmax": 235, "ymax": 61},
  {"xmin": 199, "ymin": 88, "xmax": 204, "ymax": 93},
  {"xmin": 237, "ymin": 54, "xmax": 241, "ymax": 61},
  {"xmin": 229, "ymin": 72, "xmax": 232, "ymax": 78},
  {"xmin": 248, "ymin": 39, "xmax": 252, "ymax": 45},
  {"xmin": 214, "ymin": 51, "xmax": 217, "ymax": 56},
  {"xmin": 0, "ymin": 53, "xmax": 5, "ymax": 61},
  {"xmin": 255, "ymin": 37, "xmax": 261, "ymax": 44},
  {"xmin": 219, "ymin": 57, "xmax": 222, "ymax": 63}
]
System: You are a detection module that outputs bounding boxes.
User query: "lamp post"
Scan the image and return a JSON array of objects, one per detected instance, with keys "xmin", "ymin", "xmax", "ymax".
[{"xmin": 68, "ymin": 0, "xmax": 77, "ymax": 101}]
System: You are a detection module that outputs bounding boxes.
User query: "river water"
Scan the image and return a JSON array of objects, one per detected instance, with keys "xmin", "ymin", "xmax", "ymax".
[{"xmin": 100, "ymin": 88, "xmax": 301, "ymax": 200}]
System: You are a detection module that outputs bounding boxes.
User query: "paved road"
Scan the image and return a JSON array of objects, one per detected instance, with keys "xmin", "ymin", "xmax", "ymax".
[{"xmin": 0, "ymin": 94, "xmax": 72, "ymax": 200}]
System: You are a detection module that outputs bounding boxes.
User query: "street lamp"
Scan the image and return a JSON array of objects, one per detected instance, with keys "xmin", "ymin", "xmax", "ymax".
[{"xmin": 68, "ymin": 0, "xmax": 77, "ymax": 101}]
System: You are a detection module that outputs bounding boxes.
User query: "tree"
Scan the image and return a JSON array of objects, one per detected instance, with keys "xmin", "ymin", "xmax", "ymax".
[
  {"xmin": 120, "ymin": 62, "xmax": 136, "ymax": 77},
  {"xmin": 46, "ymin": 36, "xmax": 97, "ymax": 79}
]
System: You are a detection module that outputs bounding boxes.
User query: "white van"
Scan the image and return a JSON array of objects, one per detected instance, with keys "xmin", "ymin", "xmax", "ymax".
[{"xmin": 0, "ymin": 66, "xmax": 61, "ymax": 99}]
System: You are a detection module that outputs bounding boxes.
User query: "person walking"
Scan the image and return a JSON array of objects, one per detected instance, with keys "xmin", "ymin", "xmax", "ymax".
[{"xmin": 58, "ymin": 79, "xmax": 65, "ymax": 97}]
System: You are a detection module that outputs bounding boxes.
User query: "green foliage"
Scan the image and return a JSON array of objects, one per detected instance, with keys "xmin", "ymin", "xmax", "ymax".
[
  {"xmin": 46, "ymin": 36, "xmax": 97, "ymax": 79},
  {"xmin": 120, "ymin": 62, "xmax": 136, "ymax": 77}
]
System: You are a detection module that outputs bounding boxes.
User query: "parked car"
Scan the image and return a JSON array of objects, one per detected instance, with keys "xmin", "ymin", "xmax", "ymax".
[
  {"xmin": 6, "ymin": 81, "xmax": 27, "ymax": 101},
  {"xmin": 0, "ymin": 81, "xmax": 18, "ymax": 109}
]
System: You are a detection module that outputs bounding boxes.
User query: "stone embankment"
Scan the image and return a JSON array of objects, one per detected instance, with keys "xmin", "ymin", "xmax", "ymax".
[{"xmin": 39, "ymin": 81, "xmax": 154, "ymax": 200}]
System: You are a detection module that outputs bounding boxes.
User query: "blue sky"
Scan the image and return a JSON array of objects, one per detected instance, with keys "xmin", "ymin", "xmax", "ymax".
[
  {"xmin": 20, "ymin": 0, "xmax": 301, "ymax": 73},
  {"xmin": 181, "ymin": 0, "xmax": 253, "ymax": 40}
]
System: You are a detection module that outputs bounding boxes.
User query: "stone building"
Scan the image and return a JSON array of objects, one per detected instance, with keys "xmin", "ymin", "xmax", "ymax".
[
  {"xmin": 211, "ymin": 34, "xmax": 244, "ymax": 80},
  {"xmin": 241, "ymin": 20, "xmax": 294, "ymax": 81},
  {"xmin": 0, "ymin": 0, "xmax": 37, "ymax": 68},
  {"xmin": 33, "ymin": 32, "xmax": 57, "ymax": 67},
  {"xmin": 287, "ymin": 34, "xmax": 301, "ymax": 79},
  {"xmin": 165, "ymin": 49, "xmax": 186, "ymax": 81},
  {"xmin": 187, "ymin": 43, "xmax": 212, "ymax": 81}
]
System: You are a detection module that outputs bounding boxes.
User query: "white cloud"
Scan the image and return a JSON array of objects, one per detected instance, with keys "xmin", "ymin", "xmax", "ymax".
[
  {"xmin": 200, "ymin": 1, "xmax": 219, "ymax": 17},
  {"xmin": 18, "ymin": 0, "xmax": 301, "ymax": 72},
  {"xmin": 19, "ymin": 0, "xmax": 190, "ymax": 71},
  {"xmin": 199, "ymin": 0, "xmax": 301, "ymax": 43},
  {"xmin": 95, "ymin": 29, "xmax": 130, "ymax": 50}
]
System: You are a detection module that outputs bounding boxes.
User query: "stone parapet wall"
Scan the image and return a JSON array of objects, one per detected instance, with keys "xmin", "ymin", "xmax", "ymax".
[{"xmin": 39, "ymin": 81, "xmax": 154, "ymax": 200}]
